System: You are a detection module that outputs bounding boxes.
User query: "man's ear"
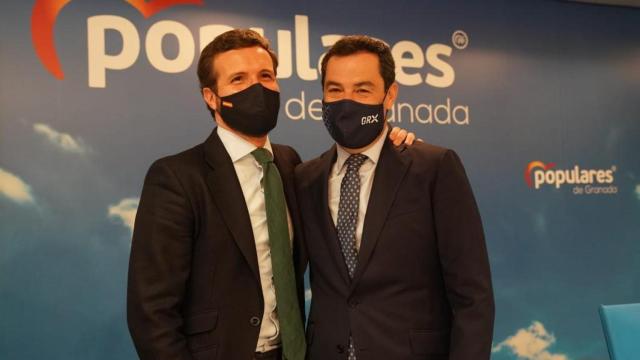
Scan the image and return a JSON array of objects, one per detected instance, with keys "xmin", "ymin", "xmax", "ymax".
[
  {"xmin": 202, "ymin": 87, "xmax": 218, "ymax": 112},
  {"xmin": 384, "ymin": 82, "xmax": 399, "ymax": 111}
]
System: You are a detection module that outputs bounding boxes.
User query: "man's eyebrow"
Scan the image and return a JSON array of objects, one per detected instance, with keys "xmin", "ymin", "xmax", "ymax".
[
  {"xmin": 226, "ymin": 71, "xmax": 246, "ymax": 80},
  {"xmin": 325, "ymin": 80, "xmax": 343, "ymax": 88},
  {"xmin": 354, "ymin": 81, "xmax": 375, "ymax": 87}
]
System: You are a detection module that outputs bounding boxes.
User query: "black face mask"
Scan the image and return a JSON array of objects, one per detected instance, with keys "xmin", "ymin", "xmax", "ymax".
[
  {"xmin": 322, "ymin": 98, "xmax": 386, "ymax": 149},
  {"xmin": 216, "ymin": 83, "xmax": 280, "ymax": 137}
]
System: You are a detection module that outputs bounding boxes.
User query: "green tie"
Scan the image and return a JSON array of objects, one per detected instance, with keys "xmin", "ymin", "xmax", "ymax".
[{"xmin": 251, "ymin": 148, "xmax": 306, "ymax": 360}]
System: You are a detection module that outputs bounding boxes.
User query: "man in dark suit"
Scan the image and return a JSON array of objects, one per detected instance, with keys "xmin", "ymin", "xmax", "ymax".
[
  {"xmin": 127, "ymin": 30, "xmax": 414, "ymax": 360},
  {"xmin": 127, "ymin": 29, "xmax": 307, "ymax": 360},
  {"xmin": 295, "ymin": 36, "xmax": 495, "ymax": 360}
]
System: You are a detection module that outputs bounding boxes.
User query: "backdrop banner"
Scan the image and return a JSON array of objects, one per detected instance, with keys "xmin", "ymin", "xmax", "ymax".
[{"xmin": 1, "ymin": 1, "xmax": 639, "ymax": 359}]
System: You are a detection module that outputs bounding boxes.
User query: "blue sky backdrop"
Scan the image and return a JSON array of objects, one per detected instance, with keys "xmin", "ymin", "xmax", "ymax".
[{"xmin": 1, "ymin": 1, "xmax": 639, "ymax": 359}]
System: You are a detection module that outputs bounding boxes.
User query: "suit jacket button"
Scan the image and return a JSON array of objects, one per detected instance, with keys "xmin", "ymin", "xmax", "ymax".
[
  {"xmin": 336, "ymin": 344, "xmax": 345, "ymax": 353},
  {"xmin": 250, "ymin": 316, "xmax": 261, "ymax": 327}
]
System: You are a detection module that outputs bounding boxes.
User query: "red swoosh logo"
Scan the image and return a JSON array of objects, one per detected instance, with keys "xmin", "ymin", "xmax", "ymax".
[
  {"xmin": 31, "ymin": 0, "xmax": 71, "ymax": 79},
  {"xmin": 31, "ymin": 0, "xmax": 204, "ymax": 80},
  {"xmin": 125, "ymin": 0, "xmax": 204, "ymax": 18},
  {"xmin": 524, "ymin": 161, "xmax": 555, "ymax": 188}
]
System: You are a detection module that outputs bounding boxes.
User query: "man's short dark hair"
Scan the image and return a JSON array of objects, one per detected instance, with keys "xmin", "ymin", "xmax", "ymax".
[
  {"xmin": 321, "ymin": 35, "xmax": 396, "ymax": 92},
  {"xmin": 197, "ymin": 29, "xmax": 278, "ymax": 116}
]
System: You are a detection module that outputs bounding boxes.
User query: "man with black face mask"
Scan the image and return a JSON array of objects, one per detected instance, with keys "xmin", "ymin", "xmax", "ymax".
[
  {"xmin": 295, "ymin": 36, "xmax": 495, "ymax": 360},
  {"xmin": 127, "ymin": 30, "xmax": 414, "ymax": 360},
  {"xmin": 127, "ymin": 29, "xmax": 305, "ymax": 360}
]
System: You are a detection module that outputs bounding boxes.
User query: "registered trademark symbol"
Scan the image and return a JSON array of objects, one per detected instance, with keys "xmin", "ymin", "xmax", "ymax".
[{"xmin": 452, "ymin": 30, "xmax": 468, "ymax": 50}]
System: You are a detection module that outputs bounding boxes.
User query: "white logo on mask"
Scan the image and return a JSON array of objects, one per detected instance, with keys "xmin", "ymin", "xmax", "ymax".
[{"xmin": 361, "ymin": 114, "xmax": 379, "ymax": 125}]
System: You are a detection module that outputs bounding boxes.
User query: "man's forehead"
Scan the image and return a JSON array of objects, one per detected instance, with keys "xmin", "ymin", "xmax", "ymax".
[
  {"xmin": 325, "ymin": 52, "xmax": 382, "ymax": 83},
  {"xmin": 214, "ymin": 46, "xmax": 273, "ymax": 72}
]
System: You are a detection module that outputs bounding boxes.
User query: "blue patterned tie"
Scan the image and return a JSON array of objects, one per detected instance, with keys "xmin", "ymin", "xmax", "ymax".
[{"xmin": 336, "ymin": 153, "xmax": 367, "ymax": 360}]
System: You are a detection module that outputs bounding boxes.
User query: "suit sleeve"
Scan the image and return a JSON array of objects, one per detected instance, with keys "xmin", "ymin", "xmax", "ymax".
[
  {"xmin": 432, "ymin": 150, "xmax": 495, "ymax": 360},
  {"xmin": 127, "ymin": 160, "xmax": 195, "ymax": 360}
]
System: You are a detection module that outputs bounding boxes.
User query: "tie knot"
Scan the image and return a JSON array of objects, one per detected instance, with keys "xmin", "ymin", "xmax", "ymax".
[
  {"xmin": 345, "ymin": 153, "xmax": 368, "ymax": 170},
  {"xmin": 251, "ymin": 147, "xmax": 273, "ymax": 165}
]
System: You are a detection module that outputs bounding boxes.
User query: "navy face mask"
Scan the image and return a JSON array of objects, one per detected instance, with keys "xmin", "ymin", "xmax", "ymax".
[
  {"xmin": 217, "ymin": 83, "xmax": 280, "ymax": 137},
  {"xmin": 322, "ymin": 98, "xmax": 386, "ymax": 149}
]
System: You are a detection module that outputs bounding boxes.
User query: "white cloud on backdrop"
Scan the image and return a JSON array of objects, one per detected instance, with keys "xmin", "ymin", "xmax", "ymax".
[
  {"xmin": 493, "ymin": 321, "xmax": 569, "ymax": 360},
  {"xmin": 33, "ymin": 123, "xmax": 88, "ymax": 154},
  {"xmin": 108, "ymin": 197, "xmax": 139, "ymax": 233},
  {"xmin": 0, "ymin": 167, "xmax": 36, "ymax": 205}
]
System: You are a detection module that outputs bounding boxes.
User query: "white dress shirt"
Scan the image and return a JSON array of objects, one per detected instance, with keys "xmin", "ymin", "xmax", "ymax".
[
  {"xmin": 328, "ymin": 127, "xmax": 388, "ymax": 250},
  {"xmin": 217, "ymin": 126, "xmax": 293, "ymax": 352}
]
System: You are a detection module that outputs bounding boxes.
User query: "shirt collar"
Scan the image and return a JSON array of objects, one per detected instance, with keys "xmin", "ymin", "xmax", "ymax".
[
  {"xmin": 335, "ymin": 126, "xmax": 388, "ymax": 174},
  {"xmin": 217, "ymin": 126, "xmax": 273, "ymax": 163}
]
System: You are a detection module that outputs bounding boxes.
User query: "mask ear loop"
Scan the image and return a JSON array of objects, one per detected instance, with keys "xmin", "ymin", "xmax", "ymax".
[
  {"xmin": 210, "ymin": 87, "xmax": 235, "ymax": 110},
  {"xmin": 202, "ymin": 86, "xmax": 219, "ymax": 116},
  {"xmin": 382, "ymin": 89, "xmax": 391, "ymax": 121}
]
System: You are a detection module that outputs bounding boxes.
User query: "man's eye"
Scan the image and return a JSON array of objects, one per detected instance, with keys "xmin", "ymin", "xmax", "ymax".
[
  {"xmin": 357, "ymin": 88, "xmax": 370, "ymax": 94},
  {"xmin": 327, "ymin": 88, "xmax": 340, "ymax": 92},
  {"xmin": 261, "ymin": 73, "xmax": 274, "ymax": 80},
  {"xmin": 231, "ymin": 76, "xmax": 243, "ymax": 83}
]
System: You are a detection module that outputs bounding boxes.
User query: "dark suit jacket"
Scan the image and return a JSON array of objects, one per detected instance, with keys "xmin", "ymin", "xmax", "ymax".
[
  {"xmin": 295, "ymin": 139, "xmax": 494, "ymax": 360},
  {"xmin": 127, "ymin": 128, "xmax": 306, "ymax": 360}
]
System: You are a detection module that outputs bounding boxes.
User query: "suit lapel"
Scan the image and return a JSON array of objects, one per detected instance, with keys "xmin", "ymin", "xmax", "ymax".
[
  {"xmin": 315, "ymin": 146, "xmax": 352, "ymax": 285},
  {"xmin": 203, "ymin": 129, "xmax": 260, "ymax": 281},
  {"xmin": 351, "ymin": 140, "xmax": 411, "ymax": 290}
]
